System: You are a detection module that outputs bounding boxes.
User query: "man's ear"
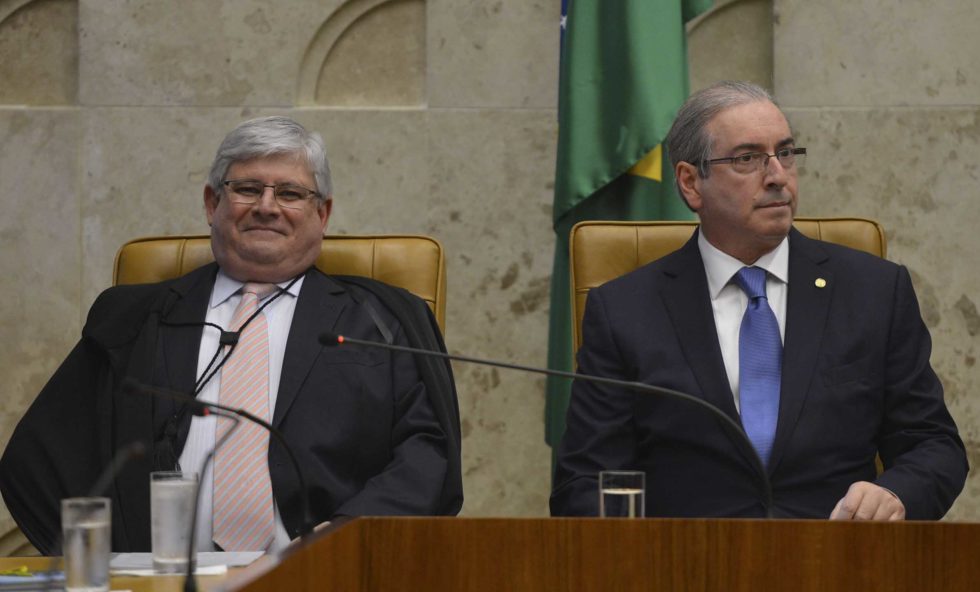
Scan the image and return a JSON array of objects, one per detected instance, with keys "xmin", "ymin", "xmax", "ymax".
[
  {"xmin": 204, "ymin": 185, "xmax": 219, "ymax": 226},
  {"xmin": 317, "ymin": 198, "xmax": 332, "ymax": 232},
  {"xmin": 675, "ymin": 161, "xmax": 702, "ymax": 211}
]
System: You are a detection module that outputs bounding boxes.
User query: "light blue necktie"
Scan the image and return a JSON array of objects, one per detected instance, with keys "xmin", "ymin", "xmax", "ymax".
[{"xmin": 735, "ymin": 266, "xmax": 782, "ymax": 466}]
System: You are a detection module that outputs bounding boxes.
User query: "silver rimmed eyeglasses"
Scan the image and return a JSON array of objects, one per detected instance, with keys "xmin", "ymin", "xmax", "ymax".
[
  {"xmin": 703, "ymin": 147, "xmax": 806, "ymax": 174},
  {"xmin": 222, "ymin": 179, "xmax": 320, "ymax": 210}
]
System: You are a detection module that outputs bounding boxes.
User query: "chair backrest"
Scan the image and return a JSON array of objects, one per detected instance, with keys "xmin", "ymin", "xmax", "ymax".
[
  {"xmin": 114, "ymin": 235, "xmax": 447, "ymax": 329},
  {"xmin": 569, "ymin": 217, "xmax": 886, "ymax": 353}
]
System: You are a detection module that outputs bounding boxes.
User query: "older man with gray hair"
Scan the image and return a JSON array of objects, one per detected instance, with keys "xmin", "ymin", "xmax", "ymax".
[
  {"xmin": 1, "ymin": 116, "xmax": 462, "ymax": 555},
  {"xmin": 552, "ymin": 81, "xmax": 966, "ymax": 520}
]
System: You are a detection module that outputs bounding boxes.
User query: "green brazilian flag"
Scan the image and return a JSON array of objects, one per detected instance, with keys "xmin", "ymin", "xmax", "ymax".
[{"xmin": 546, "ymin": 0, "xmax": 713, "ymax": 463}]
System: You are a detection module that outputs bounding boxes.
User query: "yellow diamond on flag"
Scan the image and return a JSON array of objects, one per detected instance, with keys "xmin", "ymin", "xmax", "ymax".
[{"xmin": 628, "ymin": 144, "xmax": 663, "ymax": 182}]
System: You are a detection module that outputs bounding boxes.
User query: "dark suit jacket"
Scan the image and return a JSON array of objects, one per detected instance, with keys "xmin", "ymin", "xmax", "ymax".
[
  {"xmin": 1, "ymin": 264, "xmax": 462, "ymax": 553},
  {"xmin": 551, "ymin": 228, "xmax": 967, "ymax": 519}
]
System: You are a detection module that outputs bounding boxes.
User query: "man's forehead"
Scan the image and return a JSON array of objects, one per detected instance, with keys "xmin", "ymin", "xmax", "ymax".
[
  {"xmin": 227, "ymin": 152, "xmax": 314, "ymax": 179},
  {"xmin": 707, "ymin": 100, "xmax": 792, "ymax": 151}
]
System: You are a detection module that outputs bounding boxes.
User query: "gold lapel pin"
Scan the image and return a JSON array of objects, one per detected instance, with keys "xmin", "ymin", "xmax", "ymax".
[{"xmin": 815, "ymin": 278, "xmax": 827, "ymax": 288}]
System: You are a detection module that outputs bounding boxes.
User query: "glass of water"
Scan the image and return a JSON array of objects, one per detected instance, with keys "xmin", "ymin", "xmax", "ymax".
[
  {"xmin": 598, "ymin": 470, "xmax": 646, "ymax": 518},
  {"xmin": 61, "ymin": 497, "xmax": 111, "ymax": 592},
  {"xmin": 150, "ymin": 471, "xmax": 198, "ymax": 574}
]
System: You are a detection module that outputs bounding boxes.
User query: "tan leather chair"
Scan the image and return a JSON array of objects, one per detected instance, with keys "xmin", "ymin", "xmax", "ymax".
[
  {"xmin": 570, "ymin": 217, "xmax": 886, "ymax": 353},
  {"xmin": 114, "ymin": 234, "xmax": 447, "ymax": 330},
  {"xmin": 0, "ymin": 524, "xmax": 37, "ymax": 556}
]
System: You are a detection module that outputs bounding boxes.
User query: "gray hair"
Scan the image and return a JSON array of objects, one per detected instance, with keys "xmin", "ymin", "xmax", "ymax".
[
  {"xmin": 207, "ymin": 116, "xmax": 332, "ymax": 202},
  {"xmin": 666, "ymin": 80, "xmax": 777, "ymax": 183}
]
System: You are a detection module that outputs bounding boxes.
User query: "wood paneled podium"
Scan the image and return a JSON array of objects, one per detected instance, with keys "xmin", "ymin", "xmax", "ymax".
[{"xmin": 224, "ymin": 517, "xmax": 980, "ymax": 591}]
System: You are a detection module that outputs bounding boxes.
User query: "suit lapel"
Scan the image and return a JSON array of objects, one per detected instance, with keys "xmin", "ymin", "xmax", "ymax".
[
  {"xmin": 107, "ymin": 263, "xmax": 214, "ymax": 546},
  {"xmin": 157, "ymin": 264, "xmax": 216, "ymax": 396},
  {"xmin": 769, "ymin": 229, "xmax": 833, "ymax": 472},
  {"xmin": 659, "ymin": 232, "xmax": 745, "ymax": 429},
  {"xmin": 272, "ymin": 269, "xmax": 349, "ymax": 428}
]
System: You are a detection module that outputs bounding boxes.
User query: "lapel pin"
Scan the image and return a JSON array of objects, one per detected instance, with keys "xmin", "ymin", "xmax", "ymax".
[{"xmin": 815, "ymin": 278, "xmax": 827, "ymax": 288}]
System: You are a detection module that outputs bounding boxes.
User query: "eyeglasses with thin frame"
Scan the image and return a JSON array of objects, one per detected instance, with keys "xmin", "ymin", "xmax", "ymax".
[
  {"xmin": 702, "ymin": 147, "xmax": 806, "ymax": 174},
  {"xmin": 222, "ymin": 179, "xmax": 320, "ymax": 210}
]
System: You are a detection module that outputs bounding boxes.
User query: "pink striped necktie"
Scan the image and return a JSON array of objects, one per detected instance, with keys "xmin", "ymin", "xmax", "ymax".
[{"xmin": 212, "ymin": 282, "xmax": 277, "ymax": 551}]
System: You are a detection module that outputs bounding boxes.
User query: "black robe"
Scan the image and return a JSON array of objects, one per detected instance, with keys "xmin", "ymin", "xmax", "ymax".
[{"xmin": 1, "ymin": 264, "xmax": 462, "ymax": 554}]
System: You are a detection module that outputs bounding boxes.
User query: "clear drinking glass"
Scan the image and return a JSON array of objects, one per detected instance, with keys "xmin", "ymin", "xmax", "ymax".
[
  {"xmin": 61, "ymin": 497, "xmax": 111, "ymax": 592},
  {"xmin": 598, "ymin": 470, "xmax": 646, "ymax": 518},
  {"xmin": 150, "ymin": 471, "xmax": 198, "ymax": 573}
]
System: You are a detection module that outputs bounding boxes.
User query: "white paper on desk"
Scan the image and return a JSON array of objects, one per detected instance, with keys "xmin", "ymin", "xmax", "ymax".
[{"xmin": 110, "ymin": 551, "xmax": 264, "ymax": 576}]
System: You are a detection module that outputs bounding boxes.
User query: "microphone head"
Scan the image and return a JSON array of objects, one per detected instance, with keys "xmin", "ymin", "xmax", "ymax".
[
  {"xmin": 318, "ymin": 333, "xmax": 344, "ymax": 346},
  {"xmin": 219, "ymin": 330, "xmax": 240, "ymax": 346}
]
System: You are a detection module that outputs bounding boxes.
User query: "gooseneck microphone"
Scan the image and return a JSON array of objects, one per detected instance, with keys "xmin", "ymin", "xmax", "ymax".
[
  {"xmin": 123, "ymin": 380, "xmax": 237, "ymax": 592},
  {"xmin": 34, "ymin": 442, "xmax": 147, "ymax": 592},
  {"xmin": 86, "ymin": 441, "xmax": 148, "ymax": 499},
  {"xmin": 123, "ymin": 379, "xmax": 317, "ymax": 592},
  {"xmin": 318, "ymin": 332, "xmax": 774, "ymax": 517},
  {"xmin": 123, "ymin": 378, "xmax": 316, "ymax": 537},
  {"xmin": 180, "ymin": 405, "xmax": 240, "ymax": 592}
]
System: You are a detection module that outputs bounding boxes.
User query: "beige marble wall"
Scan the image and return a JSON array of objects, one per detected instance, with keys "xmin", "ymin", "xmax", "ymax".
[
  {"xmin": 0, "ymin": 0, "xmax": 77, "ymax": 105},
  {"xmin": 775, "ymin": 0, "xmax": 980, "ymax": 518},
  {"xmin": 2, "ymin": 0, "xmax": 979, "ymax": 549},
  {"xmin": 0, "ymin": 109, "xmax": 81, "ymax": 435},
  {"xmin": 688, "ymin": 0, "xmax": 773, "ymax": 91}
]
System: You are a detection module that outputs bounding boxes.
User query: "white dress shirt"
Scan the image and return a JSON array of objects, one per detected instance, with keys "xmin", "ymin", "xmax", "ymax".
[
  {"xmin": 697, "ymin": 232, "xmax": 789, "ymax": 412},
  {"xmin": 178, "ymin": 269, "xmax": 304, "ymax": 553}
]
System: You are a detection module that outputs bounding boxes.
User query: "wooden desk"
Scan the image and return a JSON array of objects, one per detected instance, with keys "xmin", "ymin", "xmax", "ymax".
[
  {"xmin": 230, "ymin": 517, "xmax": 980, "ymax": 592},
  {"xmin": 8, "ymin": 518, "xmax": 980, "ymax": 591}
]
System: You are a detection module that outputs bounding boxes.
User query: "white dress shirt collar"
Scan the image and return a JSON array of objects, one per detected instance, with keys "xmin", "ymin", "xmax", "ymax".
[
  {"xmin": 210, "ymin": 268, "xmax": 305, "ymax": 309},
  {"xmin": 697, "ymin": 231, "xmax": 790, "ymax": 295}
]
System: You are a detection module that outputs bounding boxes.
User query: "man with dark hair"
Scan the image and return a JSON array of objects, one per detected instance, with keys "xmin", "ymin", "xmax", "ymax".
[
  {"xmin": 551, "ymin": 81, "xmax": 966, "ymax": 520},
  {"xmin": 1, "ymin": 116, "xmax": 462, "ymax": 554}
]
